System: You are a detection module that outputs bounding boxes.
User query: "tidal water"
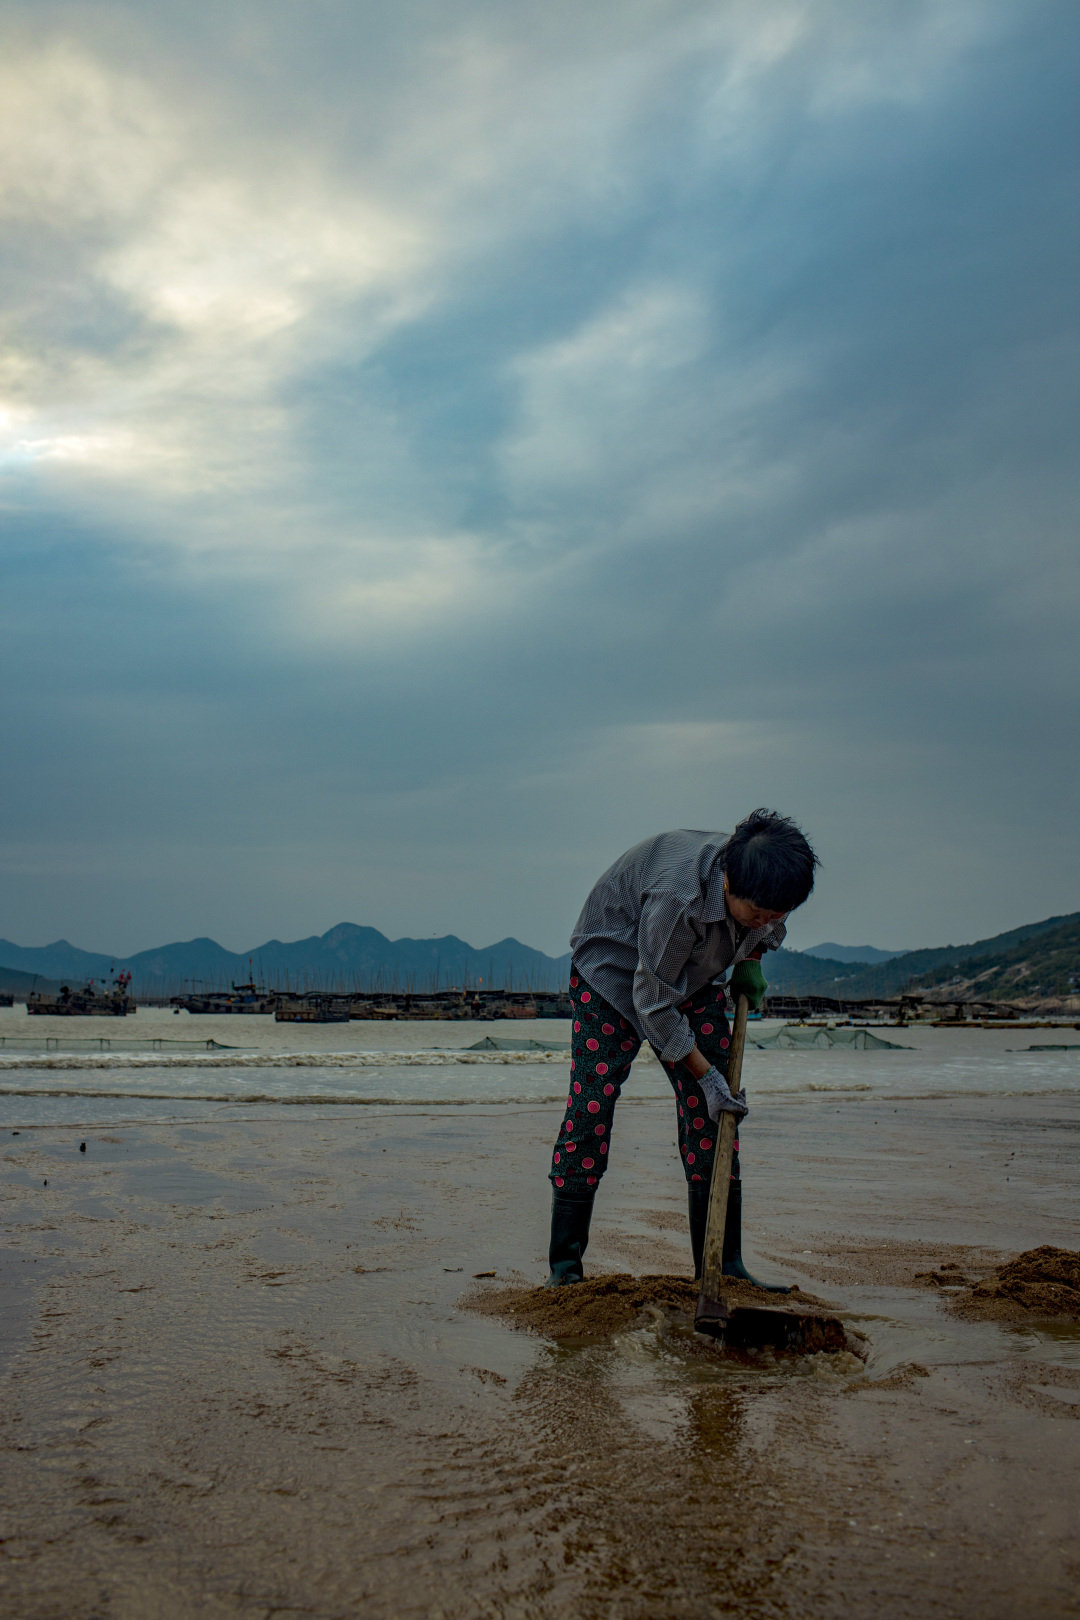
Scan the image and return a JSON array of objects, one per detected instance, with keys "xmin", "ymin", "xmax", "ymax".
[{"xmin": 0, "ymin": 1005, "xmax": 1076, "ymax": 1126}]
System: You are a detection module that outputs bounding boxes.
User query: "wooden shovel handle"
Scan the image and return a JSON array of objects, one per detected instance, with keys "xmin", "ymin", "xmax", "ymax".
[
  {"xmin": 726, "ymin": 991, "xmax": 750, "ymax": 1093},
  {"xmin": 697, "ymin": 993, "xmax": 749, "ymax": 1297}
]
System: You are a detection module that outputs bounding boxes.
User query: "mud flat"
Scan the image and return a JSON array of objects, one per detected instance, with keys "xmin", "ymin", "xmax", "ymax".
[{"xmin": 1, "ymin": 1090, "xmax": 1079, "ymax": 1618}]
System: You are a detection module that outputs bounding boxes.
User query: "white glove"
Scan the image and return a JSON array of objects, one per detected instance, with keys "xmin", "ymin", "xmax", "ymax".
[{"xmin": 698, "ymin": 1065, "xmax": 749, "ymax": 1121}]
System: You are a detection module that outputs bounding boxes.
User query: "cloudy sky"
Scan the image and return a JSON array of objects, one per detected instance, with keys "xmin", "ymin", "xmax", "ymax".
[{"xmin": 2, "ymin": 0, "xmax": 1078, "ymax": 959}]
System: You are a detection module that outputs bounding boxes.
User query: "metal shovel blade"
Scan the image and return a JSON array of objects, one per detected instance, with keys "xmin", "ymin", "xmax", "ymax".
[
  {"xmin": 722, "ymin": 1305, "xmax": 848, "ymax": 1354},
  {"xmin": 695, "ymin": 1293, "xmax": 847, "ymax": 1352},
  {"xmin": 693, "ymin": 1292, "xmax": 732, "ymax": 1338}
]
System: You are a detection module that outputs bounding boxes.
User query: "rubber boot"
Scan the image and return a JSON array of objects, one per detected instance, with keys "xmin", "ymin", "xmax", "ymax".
[
  {"xmin": 687, "ymin": 1175, "xmax": 790, "ymax": 1292},
  {"xmin": 546, "ymin": 1185, "xmax": 595, "ymax": 1286},
  {"xmin": 722, "ymin": 1180, "xmax": 790, "ymax": 1294},
  {"xmin": 688, "ymin": 1181, "xmax": 710, "ymax": 1279}
]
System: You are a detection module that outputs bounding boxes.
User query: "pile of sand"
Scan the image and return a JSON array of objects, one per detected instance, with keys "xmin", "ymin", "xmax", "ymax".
[
  {"xmin": 955, "ymin": 1246, "xmax": 1080, "ymax": 1322},
  {"xmin": 465, "ymin": 1271, "xmax": 847, "ymax": 1352},
  {"xmin": 466, "ymin": 1272, "xmax": 699, "ymax": 1339}
]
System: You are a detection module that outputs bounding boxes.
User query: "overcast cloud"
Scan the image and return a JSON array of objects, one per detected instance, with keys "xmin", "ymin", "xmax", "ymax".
[{"xmin": 2, "ymin": 0, "xmax": 1078, "ymax": 957}]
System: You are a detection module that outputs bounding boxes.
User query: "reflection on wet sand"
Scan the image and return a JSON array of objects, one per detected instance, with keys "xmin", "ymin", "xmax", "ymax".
[{"xmin": 0, "ymin": 1093, "xmax": 1078, "ymax": 1617}]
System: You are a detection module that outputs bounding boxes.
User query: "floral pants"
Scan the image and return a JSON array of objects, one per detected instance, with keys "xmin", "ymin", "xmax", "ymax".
[{"xmin": 550, "ymin": 969, "xmax": 740, "ymax": 1192}]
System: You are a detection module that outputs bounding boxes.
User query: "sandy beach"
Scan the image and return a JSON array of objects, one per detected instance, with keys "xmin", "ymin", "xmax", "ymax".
[{"xmin": 1, "ymin": 1016, "xmax": 1079, "ymax": 1618}]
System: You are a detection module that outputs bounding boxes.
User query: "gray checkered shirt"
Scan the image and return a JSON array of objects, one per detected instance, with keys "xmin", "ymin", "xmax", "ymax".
[{"xmin": 570, "ymin": 829, "xmax": 787, "ymax": 1064}]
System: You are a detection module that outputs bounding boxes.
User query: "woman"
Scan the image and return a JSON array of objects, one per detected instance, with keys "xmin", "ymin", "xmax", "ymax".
[{"xmin": 547, "ymin": 808, "xmax": 818, "ymax": 1286}]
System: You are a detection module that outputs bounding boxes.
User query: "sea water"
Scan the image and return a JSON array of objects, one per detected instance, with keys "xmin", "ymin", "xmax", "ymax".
[{"xmin": 0, "ymin": 1004, "xmax": 1076, "ymax": 1126}]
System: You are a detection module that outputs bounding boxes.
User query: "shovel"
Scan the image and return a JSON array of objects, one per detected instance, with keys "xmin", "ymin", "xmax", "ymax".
[{"xmin": 694, "ymin": 993, "xmax": 847, "ymax": 1353}]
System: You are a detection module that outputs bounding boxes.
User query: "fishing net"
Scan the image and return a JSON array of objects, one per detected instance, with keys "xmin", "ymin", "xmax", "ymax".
[
  {"xmin": 466, "ymin": 1035, "xmax": 571, "ymax": 1052},
  {"xmin": 749, "ymin": 1025, "xmax": 908, "ymax": 1050}
]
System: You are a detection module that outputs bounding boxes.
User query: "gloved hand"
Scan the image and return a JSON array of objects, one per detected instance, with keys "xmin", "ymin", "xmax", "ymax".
[
  {"xmin": 730, "ymin": 957, "xmax": 767, "ymax": 1012},
  {"xmin": 698, "ymin": 1064, "xmax": 749, "ymax": 1121}
]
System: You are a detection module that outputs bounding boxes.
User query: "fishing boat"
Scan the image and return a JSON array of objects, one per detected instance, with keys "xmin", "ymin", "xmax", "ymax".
[
  {"xmin": 170, "ymin": 980, "xmax": 276, "ymax": 1014},
  {"xmin": 27, "ymin": 972, "xmax": 136, "ymax": 1017},
  {"xmin": 274, "ymin": 994, "xmax": 351, "ymax": 1023}
]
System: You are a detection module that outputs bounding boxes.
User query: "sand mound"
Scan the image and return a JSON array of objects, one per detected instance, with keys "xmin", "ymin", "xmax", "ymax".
[
  {"xmin": 465, "ymin": 1271, "xmax": 844, "ymax": 1347},
  {"xmin": 956, "ymin": 1246, "xmax": 1080, "ymax": 1321},
  {"xmin": 467, "ymin": 1272, "xmax": 699, "ymax": 1339}
]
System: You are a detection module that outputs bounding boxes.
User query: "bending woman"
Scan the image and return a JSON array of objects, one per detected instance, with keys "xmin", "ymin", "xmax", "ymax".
[{"xmin": 547, "ymin": 808, "xmax": 818, "ymax": 1287}]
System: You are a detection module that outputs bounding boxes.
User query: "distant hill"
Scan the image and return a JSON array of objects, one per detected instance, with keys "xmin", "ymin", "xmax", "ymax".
[
  {"xmin": 902, "ymin": 915, "xmax": 1080, "ymax": 1001},
  {"xmin": 802, "ymin": 942, "xmax": 903, "ymax": 964},
  {"xmin": 0, "ymin": 924, "xmax": 573, "ymax": 997},
  {"xmin": 0, "ymin": 939, "xmax": 120, "ymax": 986},
  {"xmin": 767, "ymin": 911, "xmax": 1080, "ymax": 1000},
  {"xmin": 0, "ymin": 964, "xmax": 62, "ymax": 999}
]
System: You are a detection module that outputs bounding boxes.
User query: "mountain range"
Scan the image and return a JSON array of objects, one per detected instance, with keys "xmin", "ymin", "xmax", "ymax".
[
  {"xmin": 0, "ymin": 910, "xmax": 1077, "ymax": 1003},
  {"xmin": 0, "ymin": 924, "xmax": 573, "ymax": 997}
]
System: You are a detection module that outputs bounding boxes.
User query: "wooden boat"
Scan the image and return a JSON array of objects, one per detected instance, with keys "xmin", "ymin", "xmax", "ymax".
[
  {"xmin": 27, "ymin": 973, "xmax": 136, "ymax": 1017},
  {"xmin": 274, "ymin": 995, "xmax": 351, "ymax": 1023},
  {"xmin": 170, "ymin": 980, "xmax": 275, "ymax": 1014}
]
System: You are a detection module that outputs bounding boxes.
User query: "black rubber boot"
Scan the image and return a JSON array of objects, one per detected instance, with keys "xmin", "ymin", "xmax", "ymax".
[
  {"xmin": 721, "ymin": 1179, "xmax": 790, "ymax": 1294},
  {"xmin": 688, "ymin": 1181, "xmax": 710, "ymax": 1280},
  {"xmin": 688, "ymin": 1172, "xmax": 790, "ymax": 1292},
  {"xmin": 546, "ymin": 1185, "xmax": 596, "ymax": 1286}
]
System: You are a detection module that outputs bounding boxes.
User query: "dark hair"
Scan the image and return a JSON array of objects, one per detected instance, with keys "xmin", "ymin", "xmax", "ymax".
[{"xmin": 722, "ymin": 808, "xmax": 819, "ymax": 912}]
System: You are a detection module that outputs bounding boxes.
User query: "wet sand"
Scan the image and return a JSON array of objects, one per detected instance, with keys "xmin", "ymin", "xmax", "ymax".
[{"xmin": 2, "ymin": 1092, "xmax": 1079, "ymax": 1618}]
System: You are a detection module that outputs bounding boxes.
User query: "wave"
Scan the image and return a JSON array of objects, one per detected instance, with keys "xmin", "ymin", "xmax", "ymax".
[
  {"xmin": 766, "ymin": 1082, "xmax": 873, "ymax": 1093},
  {"xmin": 759, "ymin": 1085, "xmax": 1079, "ymax": 1102},
  {"xmin": 0, "ymin": 1049, "xmax": 569, "ymax": 1072},
  {"xmin": 0, "ymin": 1086, "xmax": 546, "ymax": 1105}
]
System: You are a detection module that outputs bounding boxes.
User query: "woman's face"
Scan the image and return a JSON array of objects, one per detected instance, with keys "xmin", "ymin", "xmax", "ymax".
[{"xmin": 725, "ymin": 889, "xmax": 788, "ymax": 929}]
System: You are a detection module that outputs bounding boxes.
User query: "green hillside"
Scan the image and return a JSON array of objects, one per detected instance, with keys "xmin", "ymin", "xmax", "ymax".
[
  {"xmin": 768, "ymin": 911, "xmax": 1080, "ymax": 1000},
  {"xmin": 903, "ymin": 916, "xmax": 1080, "ymax": 1001}
]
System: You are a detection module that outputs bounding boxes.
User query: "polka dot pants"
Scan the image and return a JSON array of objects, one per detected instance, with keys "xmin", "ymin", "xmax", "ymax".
[{"xmin": 550, "ymin": 970, "xmax": 739, "ymax": 1192}]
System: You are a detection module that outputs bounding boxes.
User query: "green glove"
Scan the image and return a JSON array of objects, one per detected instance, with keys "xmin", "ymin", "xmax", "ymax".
[{"xmin": 730, "ymin": 958, "xmax": 767, "ymax": 1012}]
